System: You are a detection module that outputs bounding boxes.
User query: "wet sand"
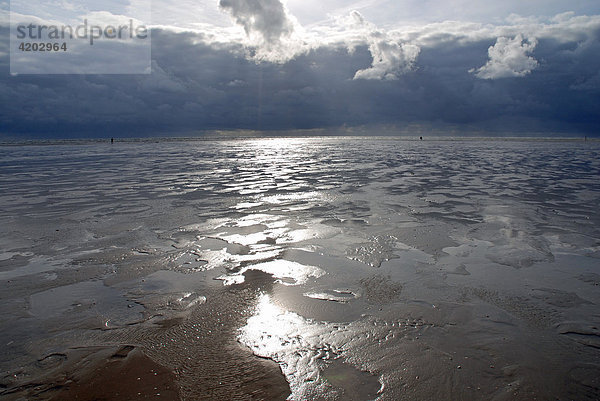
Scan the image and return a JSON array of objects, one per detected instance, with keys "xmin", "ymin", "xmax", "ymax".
[
  {"xmin": 1, "ymin": 137, "xmax": 599, "ymax": 400},
  {"xmin": 3, "ymin": 345, "xmax": 180, "ymax": 400},
  {"xmin": 1, "ymin": 270, "xmax": 291, "ymax": 400}
]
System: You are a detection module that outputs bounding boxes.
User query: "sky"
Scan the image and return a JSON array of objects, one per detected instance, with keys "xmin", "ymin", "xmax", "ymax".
[{"xmin": 1, "ymin": 0, "xmax": 600, "ymax": 138}]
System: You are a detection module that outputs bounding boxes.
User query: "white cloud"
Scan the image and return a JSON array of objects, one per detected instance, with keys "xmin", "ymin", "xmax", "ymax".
[
  {"xmin": 354, "ymin": 34, "xmax": 420, "ymax": 80},
  {"xmin": 471, "ymin": 34, "xmax": 538, "ymax": 79},
  {"xmin": 335, "ymin": 10, "xmax": 420, "ymax": 80}
]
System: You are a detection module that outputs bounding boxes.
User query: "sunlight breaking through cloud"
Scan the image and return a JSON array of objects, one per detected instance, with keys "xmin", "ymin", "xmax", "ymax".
[{"xmin": 218, "ymin": 0, "xmax": 307, "ymax": 62}]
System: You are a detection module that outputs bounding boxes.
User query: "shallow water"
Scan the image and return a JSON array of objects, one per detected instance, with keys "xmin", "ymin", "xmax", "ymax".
[{"xmin": 0, "ymin": 137, "xmax": 599, "ymax": 400}]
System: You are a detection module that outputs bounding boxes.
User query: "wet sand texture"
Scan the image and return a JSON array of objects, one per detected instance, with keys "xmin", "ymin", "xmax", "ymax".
[{"xmin": 0, "ymin": 138, "xmax": 599, "ymax": 400}]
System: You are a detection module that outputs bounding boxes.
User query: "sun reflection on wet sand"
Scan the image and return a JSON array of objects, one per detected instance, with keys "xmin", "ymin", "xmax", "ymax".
[
  {"xmin": 240, "ymin": 294, "xmax": 303, "ymax": 354},
  {"xmin": 239, "ymin": 294, "xmax": 383, "ymax": 400},
  {"xmin": 218, "ymin": 260, "xmax": 325, "ymax": 286},
  {"xmin": 239, "ymin": 293, "xmax": 331, "ymax": 399}
]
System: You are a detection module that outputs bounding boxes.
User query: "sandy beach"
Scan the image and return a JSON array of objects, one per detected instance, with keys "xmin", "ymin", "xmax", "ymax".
[{"xmin": 1, "ymin": 137, "xmax": 599, "ymax": 400}]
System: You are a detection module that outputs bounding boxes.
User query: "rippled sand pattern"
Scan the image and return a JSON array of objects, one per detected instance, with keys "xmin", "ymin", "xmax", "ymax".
[{"xmin": 0, "ymin": 138, "xmax": 599, "ymax": 400}]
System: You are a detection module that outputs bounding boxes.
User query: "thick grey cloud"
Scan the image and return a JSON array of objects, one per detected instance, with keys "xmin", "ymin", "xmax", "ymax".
[{"xmin": 0, "ymin": 13, "xmax": 599, "ymax": 138}]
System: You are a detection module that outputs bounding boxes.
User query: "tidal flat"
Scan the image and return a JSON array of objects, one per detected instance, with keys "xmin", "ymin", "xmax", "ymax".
[{"xmin": 0, "ymin": 137, "xmax": 599, "ymax": 400}]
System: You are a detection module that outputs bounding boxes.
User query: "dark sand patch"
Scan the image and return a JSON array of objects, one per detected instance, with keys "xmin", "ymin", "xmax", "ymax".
[
  {"xmin": 531, "ymin": 288, "xmax": 592, "ymax": 308},
  {"xmin": 557, "ymin": 322, "xmax": 600, "ymax": 349},
  {"xmin": 466, "ymin": 287, "xmax": 561, "ymax": 329},
  {"xmin": 346, "ymin": 235, "xmax": 398, "ymax": 268},
  {"xmin": 578, "ymin": 273, "xmax": 600, "ymax": 286},
  {"xmin": 360, "ymin": 275, "xmax": 402, "ymax": 304},
  {"xmin": 0, "ymin": 345, "xmax": 180, "ymax": 400}
]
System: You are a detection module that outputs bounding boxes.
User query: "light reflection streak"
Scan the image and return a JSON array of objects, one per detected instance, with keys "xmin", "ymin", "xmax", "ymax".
[
  {"xmin": 217, "ymin": 260, "xmax": 325, "ymax": 286},
  {"xmin": 238, "ymin": 293, "xmax": 332, "ymax": 399},
  {"xmin": 239, "ymin": 294, "xmax": 388, "ymax": 400}
]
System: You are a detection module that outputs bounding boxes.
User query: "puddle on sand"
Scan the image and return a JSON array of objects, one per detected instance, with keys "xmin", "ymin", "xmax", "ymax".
[
  {"xmin": 321, "ymin": 358, "xmax": 382, "ymax": 401},
  {"xmin": 0, "ymin": 255, "xmax": 71, "ymax": 281},
  {"xmin": 217, "ymin": 259, "xmax": 325, "ymax": 286},
  {"xmin": 29, "ymin": 281, "xmax": 144, "ymax": 328}
]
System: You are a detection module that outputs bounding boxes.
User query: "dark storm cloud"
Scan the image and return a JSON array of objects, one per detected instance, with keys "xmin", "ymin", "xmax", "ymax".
[{"xmin": 0, "ymin": 21, "xmax": 599, "ymax": 138}]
